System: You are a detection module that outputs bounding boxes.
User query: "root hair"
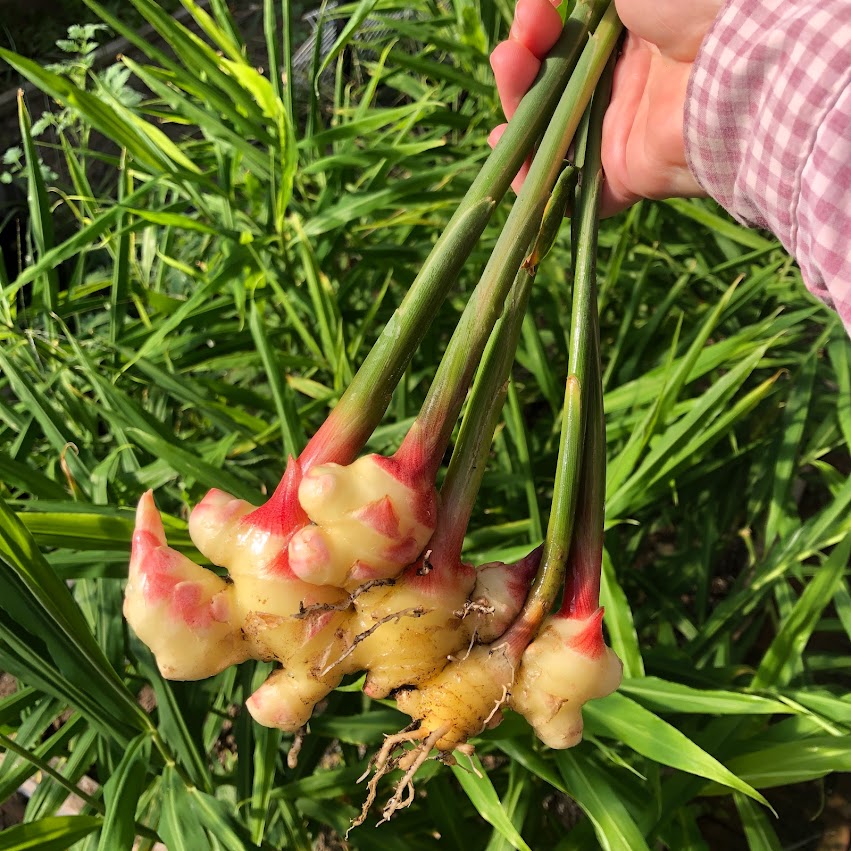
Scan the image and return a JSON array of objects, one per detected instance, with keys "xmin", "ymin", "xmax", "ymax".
[
  {"xmin": 321, "ymin": 606, "xmax": 432, "ymax": 676},
  {"xmin": 294, "ymin": 578, "xmax": 396, "ymax": 620},
  {"xmin": 287, "ymin": 727, "xmax": 305, "ymax": 769}
]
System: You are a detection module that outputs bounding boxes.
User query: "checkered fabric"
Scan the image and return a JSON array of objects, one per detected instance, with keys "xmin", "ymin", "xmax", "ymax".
[{"xmin": 684, "ymin": 0, "xmax": 851, "ymax": 334}]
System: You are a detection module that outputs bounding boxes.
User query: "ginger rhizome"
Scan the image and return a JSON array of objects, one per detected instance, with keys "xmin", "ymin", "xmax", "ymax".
[{"xmin": 123, "ymin": 0, "xmax": 624, "ymax": 830}]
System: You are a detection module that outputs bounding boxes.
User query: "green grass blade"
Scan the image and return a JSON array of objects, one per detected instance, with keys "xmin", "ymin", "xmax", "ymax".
[
  {"xmin": 664, "ymin": 198, "xmax": 775, "ymax": 250},
  {"xmin": 734, "ymin": 794, "xmax": 783, "ymax": 851},
  {"xmin": 608, "ymin": 345, "xmax": 771, "ymax": 518},
  {"xmin": 126, "ymin": 427, "xmax": 259, "ymax": 502},
  {"xmin": 135, "ymin": 656, "xmax": 212, "ymax": 793},
  {"xmin": 189, "ymin": 789, "xmax": 263, "ymax": 851},
  {"xmin": 0, "ymin": 715, "xmax": 86, "ymax": 803},
  {"xmin": 315, "ymin": 0, "xmax": 379, "ymax": 83},
  {"xmin": 0, "ymin": 347, "xmax": 92, "ymax": 485},
  {"xmin": 5, "ymin": 179, "xmax": 159, "ymax": 299},
  {"xmin": 121, "ymin": 274, "xmax": 231, "ymax": 372},
  {"xmin": 22, "ymin": 728, "xmax": 99, "ymax": 821},
  {"xmin": 119, "ymin": 59, "xmax": 271, "ymax": 179},
  {"xmin": 584, "ymin": 692, "xmax": 770, "ymax": 806},
  {"xmin": 110, "ymin": 152, "xmax": 132, "ymax": 352},
  {"xmin": 17, "ymin": 94, "xmax": 58, "ymax": 330},
  {"xmin": 762, "ymin": 351, "xmax": 816, "ymax": 547},
  {"xmin": 249, "ymin": 727, "xmax": 281, "ymax": 844},
  {"xmin": 97, "ymin": 733, "xmax": 151, "ymax": 851},
  {"xmin": 0, "ymin": 495, "xmax": 149, "ymax": 738},
  {"xmin": 157, "ymin": 766, "xmax": 209, "ymax": 850},
  {"xmin": 717, "ymin": 737, "xmax": 851, "ymax": 791},
  {"xmin": 599, "ymin": 549, "xmax": 644, "ymax": 677},
  {"xmin": 450, "ymin": 753, "xmax": 532, "ymax": 851},
  {"xmin": 0, "ymin": 50, "xmax": 200, "ymax": 176},
  {"xmin": 828, "ymin": 338, "xmax": 851, "ymax": 449},
  {"xmin": 0, "ymin": 816, "xmax": 102, "ymax": 851},
  {"xmin": 694, "ymin": 473, "xmax": 851, "ymax": 657},
  {"xmin": 556, "ymin": 751, "xmax": 651, "ymax": 851},
  {"xmin": 619, "ymin": 677, "xmax": 793, "ymax": 716},
  {"xmin": 249, "ymin": 299, "xmax": 306, "ymax": 458},
  {"xmin": 504, "ymin": 380, "xmax": 544, "ymax": 542},
  {"xmin": 495, "ymin": 736, "xmax": 567, "ymax": 792},
  {"xmin": 18, "ymin": 506, "xmax": 193, "ymax": 553},
  {"xmin": 752, "ymin": 534, "xmax": 851, "ymax": 689},
  {"xmin": 483, "ymin": 760, "xmax": 530, "ymax": 851},
  {"xmin": 606, "ymin": 277, "xmax": 739, "ymax": 495},
  {"xmin": 0, "ymin": 452, "xmax": 67, "ymax": 499},
  {"xmin": 180, "ymin": 0, "xmax": 244, "ymax": 62}
]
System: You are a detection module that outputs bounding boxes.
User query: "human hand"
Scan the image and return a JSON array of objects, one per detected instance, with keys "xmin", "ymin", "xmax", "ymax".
[{"xmin": 489, "ymin": 0, "xmax": 723, "ymax": 215}]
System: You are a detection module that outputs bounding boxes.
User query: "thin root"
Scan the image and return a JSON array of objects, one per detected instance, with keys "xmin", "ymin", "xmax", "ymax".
[
  {"xmin": 295, "ymin": 578, "xmax": 396, "ymax": 620},
  {"xmin": 482, "ymin": 684, "xmax": 509, "ymax": 729},
  {"xmin": 454, "ymin": 598, "xmax": 494, "ymax": 620},
  {"xmin": 443, "ymin": 744, "xmax": 480, "ymax": 777},
  {"xmin": 380, "ymin": 726, "xmax": 449, "ymax": 824},
  {"xmin": 357, "ymin": 724, "xmax": 419, "ymax": 783},
  {"xmin": 463, "ymin": 746, "xmax": 482, "ymax": 778},
  {"xmin": 448, "ymin": 627, "xmax": 478, "ymax": 663},
  {"xmin": 350, "ymin": 727, "xmax": 420, "ymax": 833},
  {"xmin": 320, "ymin": 606, "xmax": 432, "ymax": 677},
  {"xmin": 287, "ymin": 727, "xmax": 305, "ymax": 769}
]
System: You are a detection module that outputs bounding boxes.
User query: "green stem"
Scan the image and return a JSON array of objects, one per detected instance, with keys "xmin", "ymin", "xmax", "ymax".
[
  {"xmin": 561, "ymin": 320, "xmax": 605, "ymax": 618},
  {"xmin": 430, "ymin": 261, "xmax": 537, "ymax": 564},
  {"xmin": 502, "ymin": 43, "xmax": 617, "ymax": 655},
  {"xmin": 395, "ymin": 2, "xmax": 623, "ymax": 483},
  {"xmin": 298, "ymin": 0, "xmax": 612, "ymax": 470}
]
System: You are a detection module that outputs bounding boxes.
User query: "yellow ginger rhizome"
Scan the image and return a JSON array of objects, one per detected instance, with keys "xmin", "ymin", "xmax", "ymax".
[{"xmin": 123, "ymin": 1, "xmax": 624, "ymax": 827}]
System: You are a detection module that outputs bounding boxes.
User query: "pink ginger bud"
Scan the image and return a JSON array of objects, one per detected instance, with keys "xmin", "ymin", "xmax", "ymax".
[
  {"xmin": 290, "ymin": 454, "xmax": 437, "ymax": 587},
  {"xmin": 246, "ymin": 667, "xmax": 340, "ymax": 732},
  {"xmin": 467, "ymin": 547, "xmax": 540, "ymax": 642},
  {"xmin": 188, "ymin": 457, "xmax": 308, "ymax": 581},
  {"xmin": 125, "ymin": 491, "xmax": 248, "ymax": 680},
  {"xmin": 510, "ymin": 609, "xmax": 622, "ymax": 749},
  {"xmin": 188, "ymin": 488, "xmax": 254, "ymax": 566}
]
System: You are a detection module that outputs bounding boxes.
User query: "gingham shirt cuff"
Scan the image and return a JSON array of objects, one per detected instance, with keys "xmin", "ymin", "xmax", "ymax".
[{"xmin": 684, "ymin": 0, "xmax": 851, "ymax": 334}]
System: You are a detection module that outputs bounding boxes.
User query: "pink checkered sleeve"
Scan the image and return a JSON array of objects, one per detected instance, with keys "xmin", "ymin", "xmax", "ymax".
[{"xmin": 684, "ymin": 0, "xmax": 851, "ymax": 334}]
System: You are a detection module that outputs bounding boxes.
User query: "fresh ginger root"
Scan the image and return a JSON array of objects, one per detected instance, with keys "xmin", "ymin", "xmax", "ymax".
[
  {"xmin": 510, "ymin": 608, "xmax": 623, "ymax": 748},
  {"xmin": 125, "ymin": 467, "xmax": 621, "ymax": 829},
  {"xmin": 125, "ymin": 491, "xmax": 249, "ymax": 680},
  {"xmin": 125, "ymin": 478, "xmax": 349, "ymax": 726},
  {"xmin": 124, "ymin": 449, "xmax": 445, "ymax": 734},
  {"xmin": 395, "ymin": 644, "xmax": 516, "ymax": 752},
  {"xmin": 355, "ymin": 606, "xmax": 621, "ymax": 826},
  {"xmin": 289, "ymin": 454, "xmax": 437, "ymax": 588}
]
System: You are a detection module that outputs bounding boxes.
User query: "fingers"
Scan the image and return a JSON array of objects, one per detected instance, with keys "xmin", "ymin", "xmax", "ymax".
[
  {"xmin": 598, "ymin": 35, "xmax": 650, "ymax": 215},
  {"xmin": 491, "ymin": 0, "xmax": 562, "ymax": 119},
  {"xmin": 599, "ymin": 34, "xmax": 705, "ymax": 216},
  {"xmin": 488, "ymin": 124, "xmax": 531, "ymax": 193},
  {"xmin": 491, "ymin": 41, "xmax": 541, "ymax": 120},
  {"xmin": 509, "ymin": 0, "xmax": 564, "ymax": 58}
]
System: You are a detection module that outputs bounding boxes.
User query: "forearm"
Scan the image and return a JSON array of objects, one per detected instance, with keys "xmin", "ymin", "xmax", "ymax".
[{"xmin": 685, "ymin": 0, "xmax": 851, "ymax": 332}]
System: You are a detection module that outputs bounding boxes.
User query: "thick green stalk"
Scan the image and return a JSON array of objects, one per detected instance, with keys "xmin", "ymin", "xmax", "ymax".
[
  {"xmin": 299, "ymin": 0, "xmax": 613, "ymax": 470},
  {"xmin": 502, "ymin": 46, "xmax": 616, "ymax": 654},
  {"xmin": 429, "ymin": 261, "xmax": 536, "ymax": 563},
  {"xmin": 561, "ymin": 322, "xmax": 605, "ymax": 618},
  {"xmin": 400, "ymin": 6, "xmax": 621, "ymax": 477},
  {"xmin": 395, "ymin": 2, "xmax": 622, "ymax": 483}
]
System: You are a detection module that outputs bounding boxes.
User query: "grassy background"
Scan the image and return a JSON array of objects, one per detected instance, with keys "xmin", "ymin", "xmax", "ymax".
[{"xmin": 0, "ymin": 1, "xmax": 850, "ymax": 849}]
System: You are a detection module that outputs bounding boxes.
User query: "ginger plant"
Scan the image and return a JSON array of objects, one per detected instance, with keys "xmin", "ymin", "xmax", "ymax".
[
  {"xmin": 357, "ymin": 39, "xmax": 624, "ymax": 824},
  {"xmin": 123, "ymin": 0, "xmax": 624, "ymax": 819}
]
